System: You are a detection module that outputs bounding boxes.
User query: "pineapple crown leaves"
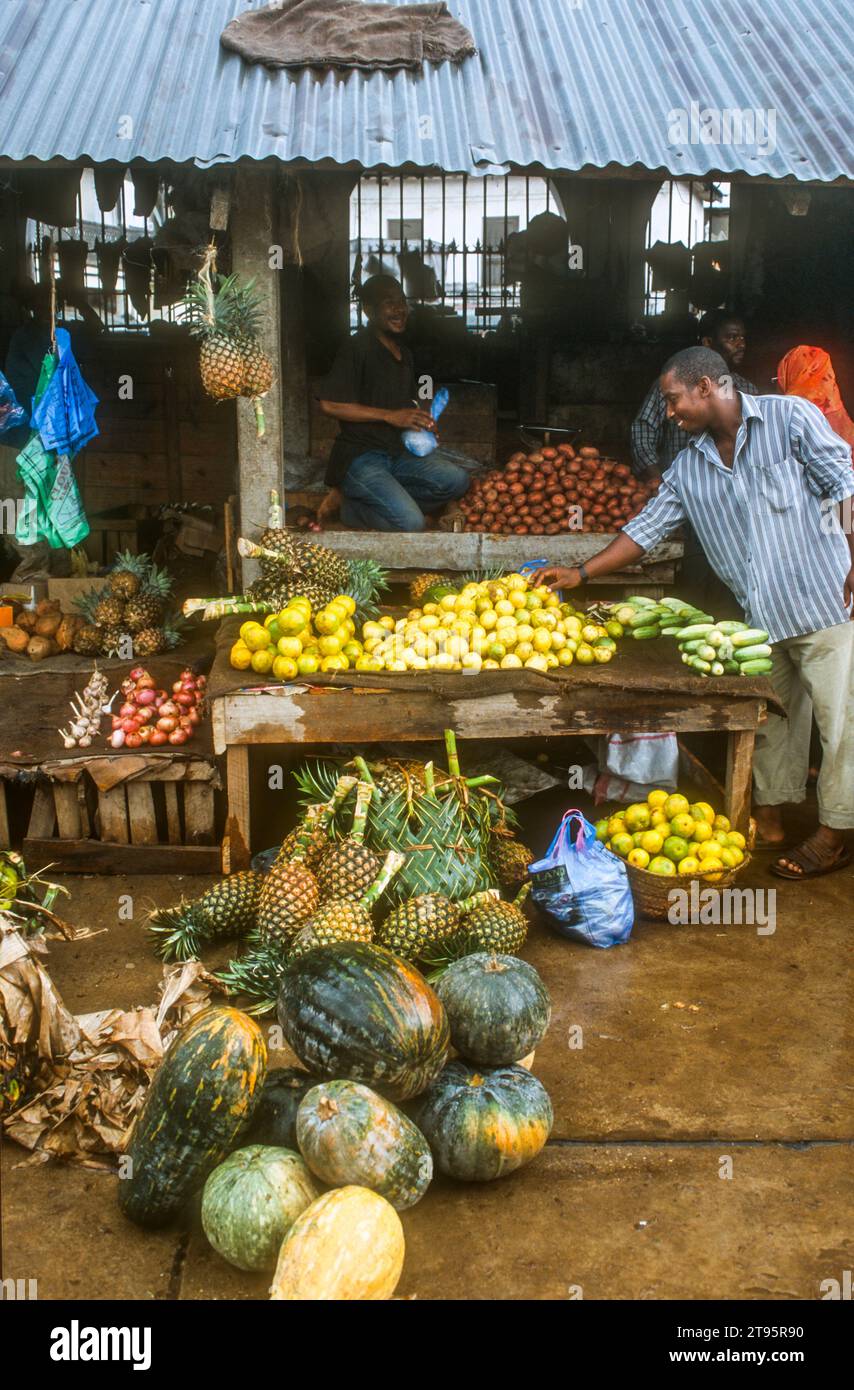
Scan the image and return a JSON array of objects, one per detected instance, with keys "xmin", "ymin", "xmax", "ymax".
[
  {"xmin": 185, "ymin": 245, "xmax": 264, "ymax": 342},
  {"xmin": 140, "ymin": 562, "xmax": 174, "ymax": 601},
  {"xmin": 147, "ymin": 903, "xmax": 205, "ymax": 962},
  {"xmin": 110, "ymin": 550, "xmax": 151, "ymax": 579}
]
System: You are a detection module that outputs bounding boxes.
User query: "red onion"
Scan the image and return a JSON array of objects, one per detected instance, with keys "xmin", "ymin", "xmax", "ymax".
[
  {"xmin": 149, "ymin": 730, "xmax": 168, "ymax": 746},
  {"xmin": 156, "ymin": 716, "xmax": 177, "ymax": 733},
  {"xmin": 137, "ymin": 688, "xmax": 156, "ymax": 706},
  {"xmin": 168, "ymin": 729, "xmax": 189, "ymax": 745},
  {"xmin": 125, "ymin": 732, "xmax": 142, "ymax": 749}
]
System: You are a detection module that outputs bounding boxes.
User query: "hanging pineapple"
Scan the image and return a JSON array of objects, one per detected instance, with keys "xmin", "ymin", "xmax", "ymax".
[{"xmin": 185, "ymin": 243, "xmax": 274, "ymax": 437}]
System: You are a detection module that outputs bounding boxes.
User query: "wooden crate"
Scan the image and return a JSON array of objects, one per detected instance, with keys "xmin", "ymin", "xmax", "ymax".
[{"xmin": 21, "ymin": 761, "xmax": 222, "ymax": 873}]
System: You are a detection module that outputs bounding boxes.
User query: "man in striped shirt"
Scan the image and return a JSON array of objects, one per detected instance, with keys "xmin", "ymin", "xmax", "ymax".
[{"xmin": 533, "ymin": 346, "xmax": 854, "ymax": 880}]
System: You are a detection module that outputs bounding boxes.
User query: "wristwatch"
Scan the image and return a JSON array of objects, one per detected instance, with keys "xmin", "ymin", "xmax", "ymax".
[{"xmin": 578, "ymin": 562, "xmax": 589, "ymax": 582}]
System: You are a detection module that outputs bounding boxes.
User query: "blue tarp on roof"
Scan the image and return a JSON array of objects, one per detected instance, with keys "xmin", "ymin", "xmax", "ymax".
[{"xmin": 0, "ymin": 0, "xmax": 850, "ymax": 181}]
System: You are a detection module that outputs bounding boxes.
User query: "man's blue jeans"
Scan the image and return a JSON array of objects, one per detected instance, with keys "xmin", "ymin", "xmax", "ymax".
[{"xmin": 340, "ymin": 449, "xmax": 470, "ymax": 531}]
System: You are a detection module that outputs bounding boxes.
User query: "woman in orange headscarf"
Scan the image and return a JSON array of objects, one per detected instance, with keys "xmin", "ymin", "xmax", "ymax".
[{"xmin": 777, "ymin": 345, "xmax": 854, "ymax": 459}]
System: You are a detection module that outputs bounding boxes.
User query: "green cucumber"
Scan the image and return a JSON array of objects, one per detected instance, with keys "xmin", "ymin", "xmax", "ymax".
[
  {"xmin": 680, "ymin": 639, "xmax": 706, "ymax": 654},
  {"xmin": 624, "ymin": 595, "xmax": 656, "ymax": 607},
  {"xmin": 730, "ymin": 628, "xmax": 769, "ymax": 647},
  {"xmin": 628, "ymin": 608, "xmax": 667, "ymax": 628},
  {"xmin": 697, "ymin": 643, "xmax": 717, "ymax": 662},
  {"xmin": 632, "ymin": 625, "xmax": 661, "ymax": 639},
  {"xmin": 660, "ymin": 625, "xmax": 684, "ymax": 636},
  {"xmin": 722, "ymin": 659, "xmax": 740, "ymax": 674},
  {"xmin": 738, "ymin": 658, "xmax": 774, "ymax": 676},
  {"xmin": 710, "ymin": 661, "xmax": 725, "ymax": 676},
  {"xmin": 733, "ymin": 643, "xmax": 773, "ymax": 662},
  {"xmin": 675, "ymin": 623, "xmax": 716, "ymax": 640},
  {"xmin": 716, "ymin": 621, "xmax": 749, "ymax": 635},
  {"xmin": 688, "ymin": 656, "xmax": 712, "ymax": 673}
]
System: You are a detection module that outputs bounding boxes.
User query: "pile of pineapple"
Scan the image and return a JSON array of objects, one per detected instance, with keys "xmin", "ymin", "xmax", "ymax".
[
  {"xmin": 73, "ymin": 553, "xmax": 180, "ymax": 658},
  {"xmin": 148, "ymin": 740, "xmax": 536, "ymax": 1015},
  {"xmin": 361, "ymin": 572, "xmax": 618, "ymax": 673}
]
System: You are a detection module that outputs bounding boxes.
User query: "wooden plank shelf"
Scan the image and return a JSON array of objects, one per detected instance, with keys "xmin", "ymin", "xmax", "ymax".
[{"xmin": 19, "ymin": 760, "xmax": 220, "ymax": 873}]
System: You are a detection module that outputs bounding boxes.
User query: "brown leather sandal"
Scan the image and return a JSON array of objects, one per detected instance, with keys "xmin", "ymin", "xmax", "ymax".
[{"xmin": 770, "ymin": 835, "xmax": 851, "ymax": 881}]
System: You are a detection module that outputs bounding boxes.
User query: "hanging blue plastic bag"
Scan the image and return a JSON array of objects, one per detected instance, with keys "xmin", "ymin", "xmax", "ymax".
[
  {"xmin": 529, "ymin": 808, "xmax": 634, "ymax": 948},
  {"xmin": 0, "ymin": 371, "xmax": 27, "ymax": 436},
  {"xmin": 31, "ymin": 328, "xmax": 99, "ymax": 455},
  {"xmin": 403, "ymin": 386, "xmax": 448, "ymax": 456}
]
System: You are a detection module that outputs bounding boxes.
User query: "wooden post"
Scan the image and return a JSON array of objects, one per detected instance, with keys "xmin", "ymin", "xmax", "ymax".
[
  {"xmin": 223, "ymin": 745, "xmax": 252, "ymax": 873},
  {"xmin": 725, "ymin": 728, "xmax": 755, "ymax": 833},
  {"xmin": 231, "ymin": 167, "xmax": 284, "ymax": 580}
]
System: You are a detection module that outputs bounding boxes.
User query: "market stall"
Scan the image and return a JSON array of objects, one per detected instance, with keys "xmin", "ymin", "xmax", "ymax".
[{"xmin": 209, "ymin": 617, "xmax": 778, "ymax": 871}]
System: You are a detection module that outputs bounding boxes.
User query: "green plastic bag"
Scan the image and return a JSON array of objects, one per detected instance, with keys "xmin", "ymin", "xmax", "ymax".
[{"xmin": 15, "ymin": 351, "xmax": 89, "ymax": 549}]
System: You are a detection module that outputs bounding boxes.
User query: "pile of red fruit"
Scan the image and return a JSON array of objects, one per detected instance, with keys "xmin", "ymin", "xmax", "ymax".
[
  {"xmin": 457, "ymin": 444, "xmax": 660, "ymax": 534},
  {"xmin": 108, "ymin": 666, "xmax": 207, "ymax": 749}
]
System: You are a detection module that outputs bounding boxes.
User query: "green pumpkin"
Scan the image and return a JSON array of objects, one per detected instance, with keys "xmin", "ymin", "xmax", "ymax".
[
  {"xmin": 277, "ymin": 941, "xmax": 449, "ymax": 1101},
  {"xmin": 414, "ymin": 1060, "xmax": 553, "ymax": 1182},
  {"xmin": 435, "ymin": 953, "xmax": 551, "ymax": 1066},
  {"xmin": 297, "ymin": 1080, "xmax": 432, "ymax": 1211},
  {"xmin": 243, "ymin": 1067, "xmax": 317, "ymax": 1150},
  {"xmin": 118, "ymin": 1007, "xmax": 267, "ymax": 1229},
  {"xmin": 202, "ymin": 1145, "xmax": 320, "ymax": 1271}
]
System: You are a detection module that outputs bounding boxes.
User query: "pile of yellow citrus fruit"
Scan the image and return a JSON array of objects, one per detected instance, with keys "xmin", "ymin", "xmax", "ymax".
[
  {"xmin": 596, "ymin": 790, "xmax": 747, "ymax": 880},
  {"xmin": 359, "ymin": 574, "xmax": 620, "ymax": 674},
  {"xmin": 229, "ymin": 595, "xmax": 362, "ymax": 679}
]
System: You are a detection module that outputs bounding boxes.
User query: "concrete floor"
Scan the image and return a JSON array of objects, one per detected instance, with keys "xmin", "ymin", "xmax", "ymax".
[{"xmin": 2, "ymin": 801, "xmax": 853, "ymax": 1301}]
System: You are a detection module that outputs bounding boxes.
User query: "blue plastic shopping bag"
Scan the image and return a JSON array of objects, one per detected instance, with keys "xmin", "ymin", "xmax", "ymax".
[
  {"xmin": 529, "ymin": 808, "xmax": 634, "ymax": 947},
  {"xmin": 403, "ymin": 386, "xmax": 449, "ymax": 456}
]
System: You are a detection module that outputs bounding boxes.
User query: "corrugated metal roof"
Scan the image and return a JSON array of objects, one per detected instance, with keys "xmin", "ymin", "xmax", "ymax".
[{"xmin": 0, "ymin": 0, "xmax": 851, "ymax": 181}]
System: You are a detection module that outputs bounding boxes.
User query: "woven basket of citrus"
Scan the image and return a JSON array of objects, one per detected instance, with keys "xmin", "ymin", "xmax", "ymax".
[{"xmin": 595, "ymin": 791, "xmax": 750, "ymax": 921}]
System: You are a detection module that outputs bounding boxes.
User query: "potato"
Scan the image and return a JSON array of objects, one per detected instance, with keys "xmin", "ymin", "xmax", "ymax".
[
  {"xmin": 0, "ymin": 625, "xmax": 30, "ymax": 653},
  {"xmin": 35, "ymin": 613, "xmax": 62, "ymax": 638},
  {"xmin": 55, "ymin": 615, "xmax": 83, "ymax": 652},
  {"xmin": 26, "ymin": 635, "xmax": 55, "ymax": 661},
  {"xmin": 36, "ymin": 598, "xmax": 61, "ymax": 616},
  {"xmin": 17, "ymin": 611, "xmax": 37, "ymax": 632}
]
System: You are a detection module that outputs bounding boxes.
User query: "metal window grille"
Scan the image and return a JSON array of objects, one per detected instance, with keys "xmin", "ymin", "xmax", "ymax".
[
  {"xmin": 24, "ymin": 170, "xmax": 184, "ymax": 332},
  {"xmin": 643, "ymin": 178, "xmax": 731, "ymax": 317},
  {"xmin": 350, "ymin": 172, "xmax": 561, "ymax": 331}
]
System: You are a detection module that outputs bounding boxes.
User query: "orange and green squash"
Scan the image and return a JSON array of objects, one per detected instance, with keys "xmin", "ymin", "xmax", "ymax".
[
  {"xmin": 277, "ymin": 941, "xmax": 449, "ymax": 1101},
  {"xmin": 118, "ymin": 1007, "xmax": 266, "ymax": 1228},
  {"xmin": 296, "ymin": 1080, "xmax": 432, "ymax": 1210},
  {"xmin": 414, "ymin": 1060, "xmax": 553, "ymax": 1182},
  {"xmin": 201, "ymin": 1144, "xmax": 319, "ymax": 1271},
  {"xmin": 435, "ymin": 953, "xmax": 551, "ymax": 1066},
  {"xmin": 270, "ymin": 1186, "xmax": 404, "ymax": 1301}
]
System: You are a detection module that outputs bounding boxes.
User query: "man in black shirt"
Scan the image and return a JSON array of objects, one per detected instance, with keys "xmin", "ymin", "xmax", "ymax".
[{"xmin": 317, "ymin": 275, "xmax": 470, "ymax": 530}]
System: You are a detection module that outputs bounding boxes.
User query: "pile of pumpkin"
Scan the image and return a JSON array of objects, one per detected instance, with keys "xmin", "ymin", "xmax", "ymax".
[
  {"xmin": 118, "ymin": 942, "xmax": 553, "ymax": 1300},
  {"xmin": 457, "ymin": 443, "xmax": 659, "ymax": 535}
]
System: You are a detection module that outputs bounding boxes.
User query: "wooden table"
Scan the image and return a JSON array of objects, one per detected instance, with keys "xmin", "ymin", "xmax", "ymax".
[{"xmin": 212, "ymin": 668, "xmax": 772, "ymax": 872}]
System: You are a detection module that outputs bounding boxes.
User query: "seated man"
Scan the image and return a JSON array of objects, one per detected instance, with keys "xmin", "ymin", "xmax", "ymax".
[{"xmin": 317, "ymin": 275, "xmax": 470, "ymax": 531}]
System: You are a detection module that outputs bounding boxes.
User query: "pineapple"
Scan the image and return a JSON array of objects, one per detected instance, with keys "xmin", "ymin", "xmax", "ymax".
[
  {"xmin": 278, "ymin": 819, "xmax": 330, "ymax": 872},
  {"xmin": 123, "ymin": 562, "xmax": 173, "ymax": 632},
  {"xmin": 256, "ymin": 797, "xmax": 348, "ymax": 942},
  {"xmin": 108, "ymin": 551, "xmax": 146, "ymax": 600},
  {"xmin": 148, "ymin": 871, "xmax": 261, "ymax": 962},
  {"xmin": 409, "ymin": 571, "xmax": 446, "ymax": 605},
  {"xmin": 100, "ymin": 625, "xmax": 132, "ymax": 656},
  {"xmin": 133, "ymin": 617, "xmax": 182, "ymax": 658},
  {"xmin": 316, "ymin": 781, "xmax": 379, "ymax": 902},
  {"xmin": 459, "ymin": 882, "xmax": 531, "ymax": 954},
  {"xmin": 72, "ymin": 623, "xmax": 102, "ymax": 656},
  {"xmin": 93, "ymin": 593, "xmax": 126, "ymax": 627},
  {"xmin": 186, "ymin": 245, "xmax": 274, "ymax": 433},
  {"xmin": 489, "ymin": 834, "xmax": 534, "ymax": 891},
  {"xmin": 375, "ymin": 893, "xmax": 462, "ymax": 960},
  {"xmin": 289, "ymin": 849, "xmax": 403, "ymax": 960}
]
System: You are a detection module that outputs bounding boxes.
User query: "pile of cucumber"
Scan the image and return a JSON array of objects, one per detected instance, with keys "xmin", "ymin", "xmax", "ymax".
[
  {"xmin": 675, "ymin": 622, "xmax": 772, "ymax": 677},
  {"xmin": 610, "ymin": 595, "xmax": 717, "ymax": 641},
  {"xmin": 606, "ymin": 596, "xmax": 773, "ymax": 678}
]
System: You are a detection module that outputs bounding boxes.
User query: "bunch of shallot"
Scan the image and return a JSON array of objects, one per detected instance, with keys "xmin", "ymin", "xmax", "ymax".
[
  {"xmin": 108, "ymin": 666, "xmax": 207, "ymax": 749},
  {"xmin": 58, "ymin": 666, "xmax": 113, "ymax": 748}
]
